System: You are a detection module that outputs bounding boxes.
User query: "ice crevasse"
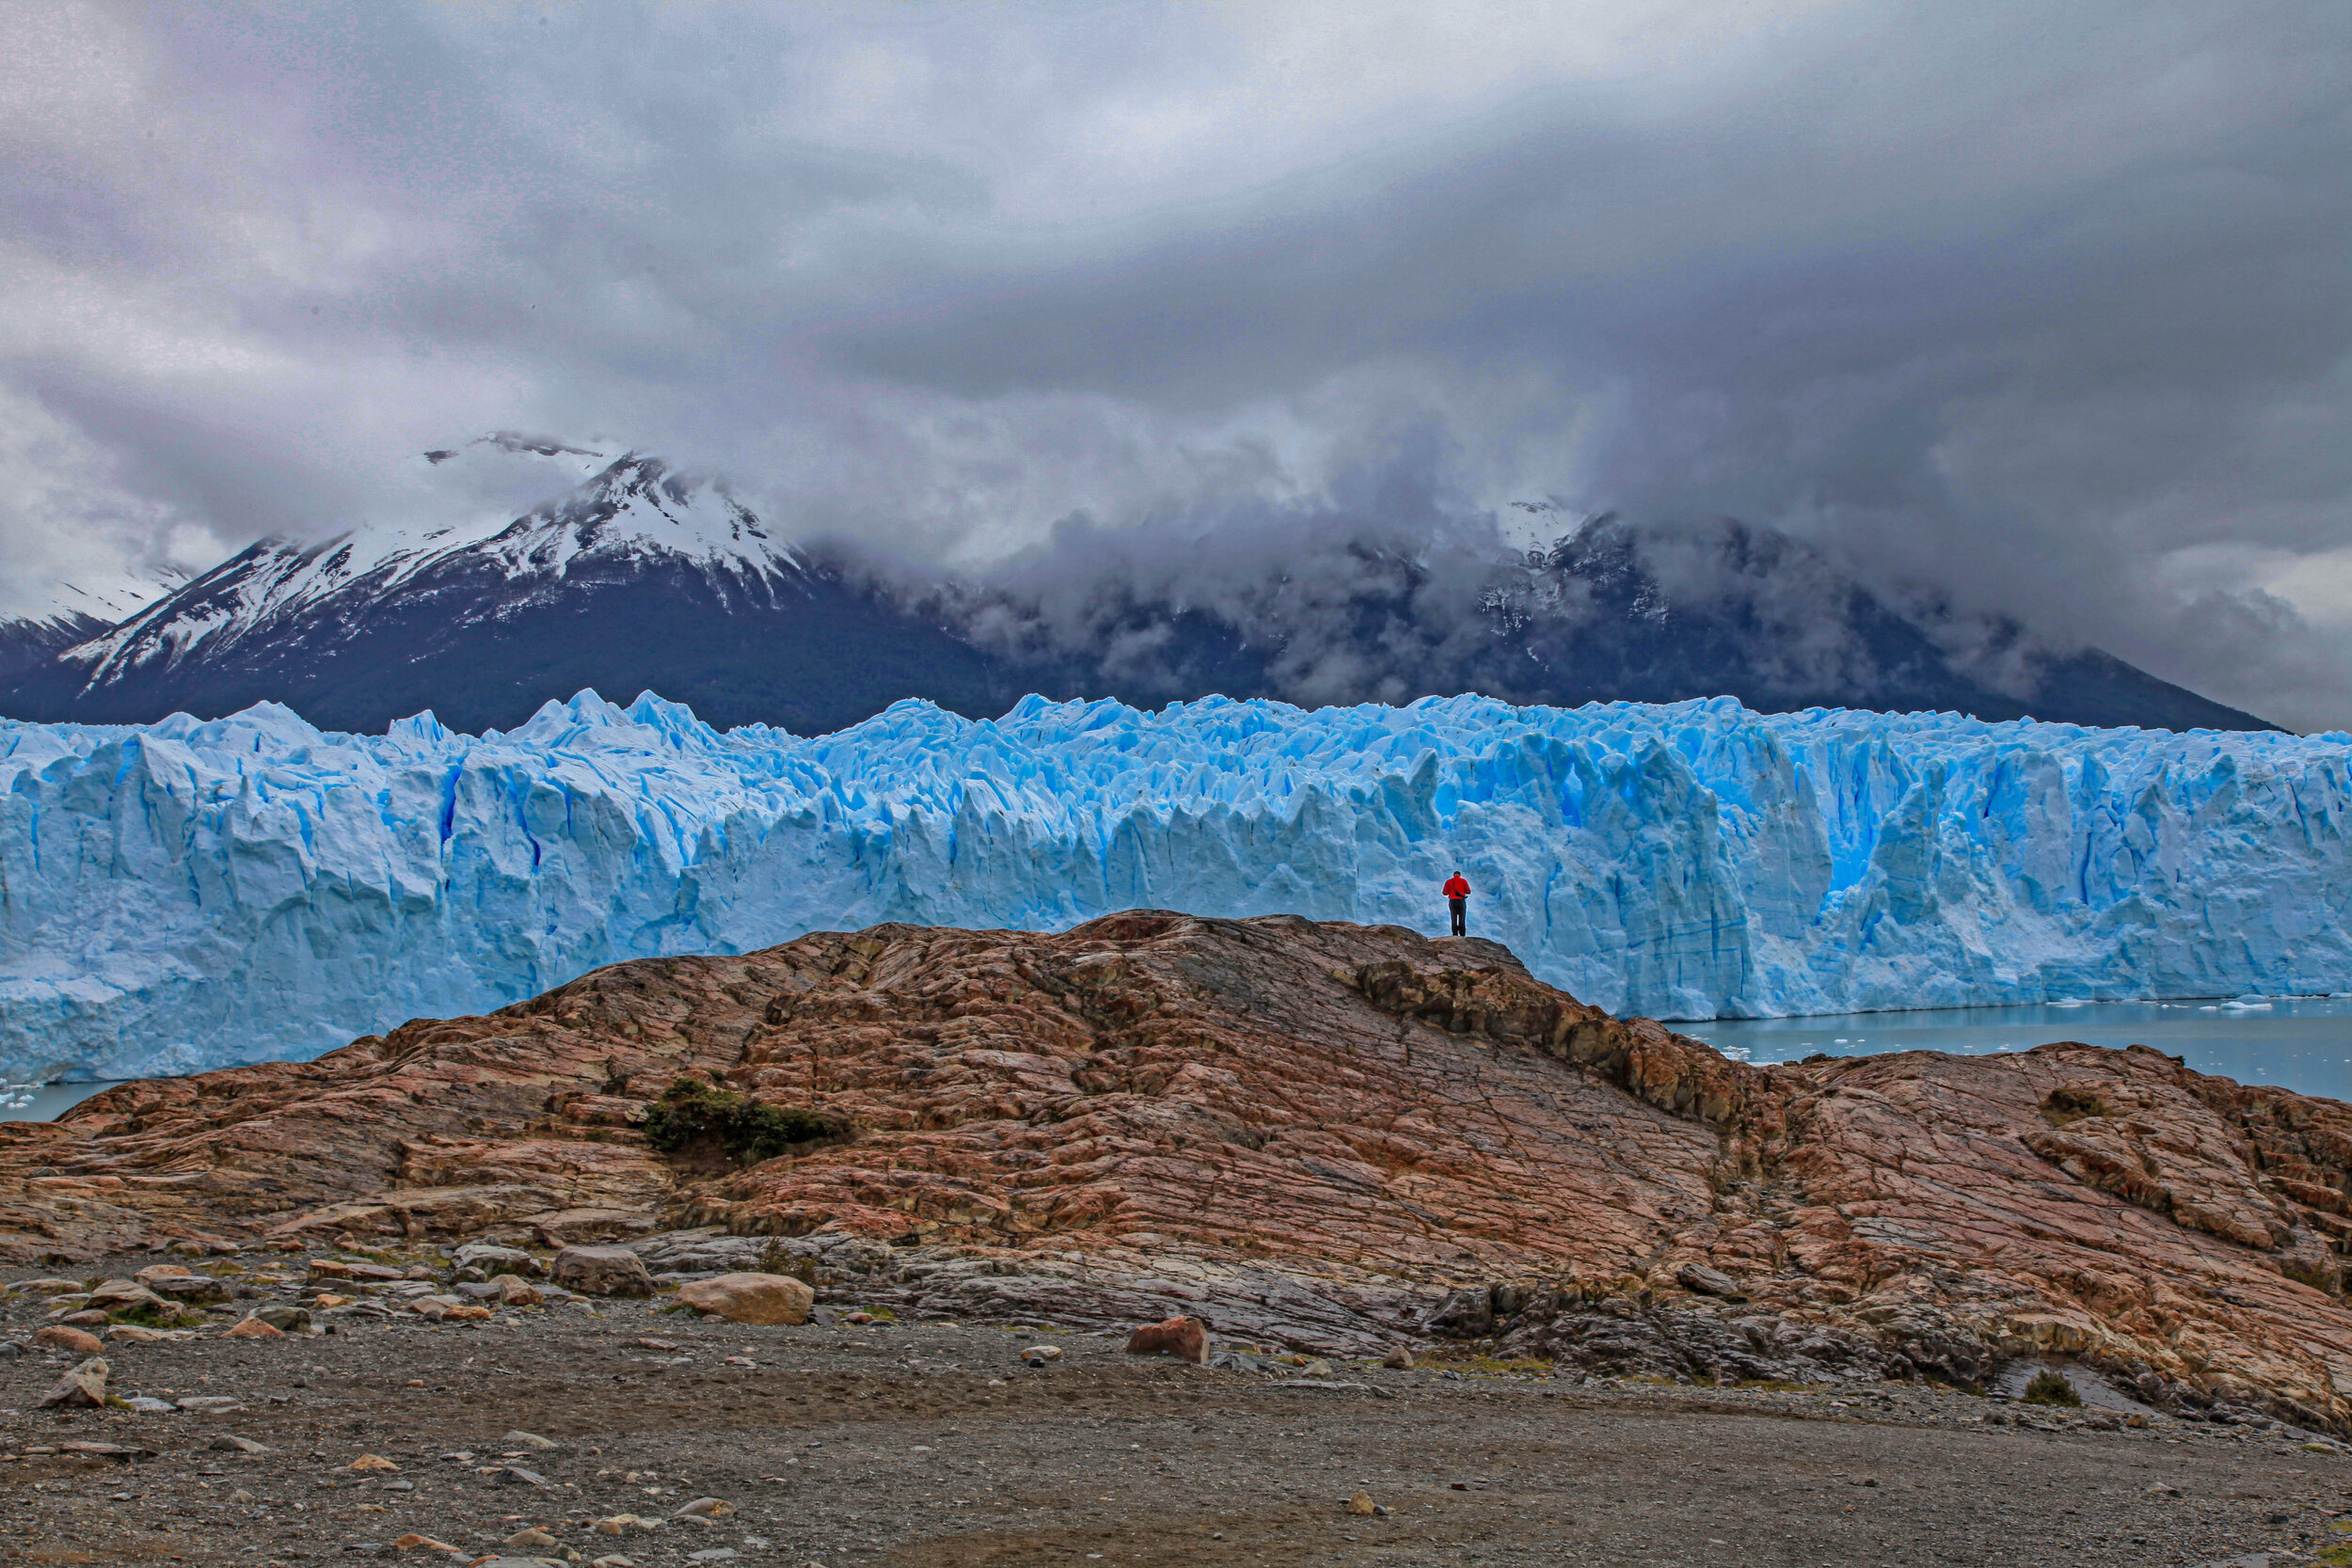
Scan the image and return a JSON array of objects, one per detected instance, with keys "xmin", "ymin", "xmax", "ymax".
[{"xmin": 4, "ymin": 689, "xmax": 2351, "ymax": 1083}]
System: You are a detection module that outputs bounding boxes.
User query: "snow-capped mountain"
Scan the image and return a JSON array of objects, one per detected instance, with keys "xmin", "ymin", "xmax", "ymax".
[
  {"xmin": 64, "ymin": 444, "xmax": 803, "ymax": 685},
  {"xmin": 0, "ymin": 440, "xmax": 2277, "ymax": 736},
  {"xmin": 5, "ymin": 442, "xmax": 1003, "ymax": 736}
]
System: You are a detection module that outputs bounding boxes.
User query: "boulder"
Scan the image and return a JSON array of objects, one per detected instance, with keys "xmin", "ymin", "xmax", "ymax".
[
  {"xmin": 1676, "ymin": 1262, "xmax": 1746, "ymax": 1299},
  {"xmin": 675, "ymin": 1272, "xmax": 814, "ymax": 1325},
  {"xmin": 1125, "ymin": 1315, "xmax": 1209, "ymax": 1364},
  {"xmin": 133, "ymin": 1264, "xmax": 192, "ymax": 1286},
  {"xmin": 225, "ymin": 1315, "xmax": 285, "ymax": 1339},
  {"xmin": 148, "ymin": 1275, "xmax": 230, "ymax": 1305},
  {"xmin": 453, "ymin": 1242, "xmax": 544, "ymax": 1278},
  {"xmin": 490, "ymin": 1274, "xmax": 542, "ymax": 1307},
  {"xmin": 39, "ymin": 1355, "xmax": 108, "ymax": 1407},
  {"xmin": 86, "ymin": 1280, "xmax": 168, "ymax": 1314},
  {"xmin": 250, "ymin": 1304, "xmax": 310, "ymax": 1332},
  {"xmin": 551, "ymin": 1245, "xmax": 655, "ymax": 1298}
]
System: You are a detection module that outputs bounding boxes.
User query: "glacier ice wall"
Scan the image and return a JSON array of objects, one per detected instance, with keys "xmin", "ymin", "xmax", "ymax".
[{"xmin": 5, "ymin": 689, "xmax": 2352, "ymax": 1082}]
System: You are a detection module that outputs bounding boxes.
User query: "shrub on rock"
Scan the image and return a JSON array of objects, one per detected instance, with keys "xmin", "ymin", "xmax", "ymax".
[
  {"xmin": 641, "ymin": 1076, "xmax": 851, "ymax": 1166},
  {"xmin": 2021, "ymin": 1369, "xmax": 2082, "ymax": 1406}
]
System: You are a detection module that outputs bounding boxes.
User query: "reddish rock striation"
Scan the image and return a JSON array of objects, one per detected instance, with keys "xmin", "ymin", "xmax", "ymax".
[{"xmin": 7, "ymin": 911, "xmax": 2352, "ymax": 1430}]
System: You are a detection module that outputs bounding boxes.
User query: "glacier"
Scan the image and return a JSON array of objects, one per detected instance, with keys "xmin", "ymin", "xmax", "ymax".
[{"xmin": 4, "ymin": 689, "xmax": 2352, "ymax": 1083}]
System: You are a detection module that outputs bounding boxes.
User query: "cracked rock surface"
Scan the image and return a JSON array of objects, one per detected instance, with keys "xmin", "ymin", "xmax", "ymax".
[{"xmin": 7, "ymin": 911, "xmax": 2352, "ymax": 1434}]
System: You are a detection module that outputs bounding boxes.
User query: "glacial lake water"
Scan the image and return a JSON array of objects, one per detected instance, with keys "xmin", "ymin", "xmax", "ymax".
[
  {"xmin": 7, "ymin": 997, "xmax": 2352, "ymax": 1123},
  {"xmin": 0, "ymin": 1080, "xmax": 131, "ymax": 1124},
  {"xmin": 1684, "ymin": 996, "xmax": 2352, "ymax": 1103}
]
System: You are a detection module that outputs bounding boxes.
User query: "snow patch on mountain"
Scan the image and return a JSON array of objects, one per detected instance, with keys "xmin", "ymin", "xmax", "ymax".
[{"xmin": 4, "ymin": 689, "xmax": 2348, "ymax": 1083}]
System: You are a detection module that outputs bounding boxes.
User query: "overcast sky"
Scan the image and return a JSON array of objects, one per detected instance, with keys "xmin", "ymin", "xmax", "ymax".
[{"xmin": 4, "ymin": 1, "xmax": 2348, "ymax": 724}]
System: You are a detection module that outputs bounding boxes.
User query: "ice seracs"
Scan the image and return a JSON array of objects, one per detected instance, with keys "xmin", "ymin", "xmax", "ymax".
[{"xmin": 3, "ymin": 689, "xmax": 2350, "ymax": 1082}]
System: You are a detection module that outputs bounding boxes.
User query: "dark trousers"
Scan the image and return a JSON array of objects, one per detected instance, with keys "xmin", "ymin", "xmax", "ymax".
[{"xmin": 1449, "ymin": 897, "xmax": 1466, "ymax": 937}]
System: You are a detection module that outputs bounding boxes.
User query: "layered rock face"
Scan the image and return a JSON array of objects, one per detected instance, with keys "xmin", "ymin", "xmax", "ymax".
[{"xmin": 6, "ymin": 913, "xmax": 2352, "ymax": 1432}]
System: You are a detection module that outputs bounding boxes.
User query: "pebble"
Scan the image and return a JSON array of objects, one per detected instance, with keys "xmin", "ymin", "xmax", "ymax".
[
  {"xmin": 180, "ymin": 1396, "xmax": 246, "ymax": 1414},
  {"xmin": 391, "ymin": 1533, "xmax": 463, "ymax": 1554},
  {"xmin": 594, "ymin": 1514, "xmax": 664, "ymax": 1535},
  {"xmin": 349, "ymin": 1453, "xmax": 401, "ymax": 1471},
  {"xmin": 503, "ymin": 1527, "xmax": 559, "ymax": 1548},
  {"xmin": 502, "ymin": 1429, "xmax": 560, "ymax": 1449},
  {"xmin": 209, "ymin": 1434, "xmax": 272, "ymax": 1454},
  {"xmin": 58, "ymin": 1439, "xmax": 154, "ymax": 1459},
  {"xmin": 673, "ymin": 1497, "xmax": 736, "ymax": 1519},
  {"xmin": 1022, "ymin": 1344, "xmax": 1062, "ymax": 1365},
  {"xmin": 123, "ymin": 1396, "xmax": 178, "ymax": 1414}
]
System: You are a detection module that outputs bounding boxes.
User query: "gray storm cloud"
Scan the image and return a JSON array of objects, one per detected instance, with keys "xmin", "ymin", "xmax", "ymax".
[{"xmin": 1, "ymin": 1, "xmax": 2347, "ymax": 724}]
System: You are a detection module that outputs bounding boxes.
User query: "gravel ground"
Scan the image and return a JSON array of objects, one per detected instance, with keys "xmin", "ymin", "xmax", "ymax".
[{"xmin": 3, "ymin": 1248, "xmax": 2349, "ymax": 1567}]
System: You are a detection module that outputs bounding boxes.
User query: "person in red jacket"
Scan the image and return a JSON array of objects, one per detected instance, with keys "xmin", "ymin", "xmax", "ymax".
[{"xmin": 1442, "ymin": 870, "xmax": 1470, "ymax": 937}]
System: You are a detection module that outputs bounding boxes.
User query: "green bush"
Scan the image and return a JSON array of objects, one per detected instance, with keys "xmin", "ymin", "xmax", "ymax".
[
  {"xmin": 2020, "ymin": 1369, "xmax": 2082, "ymax": 1407},
  {"xmin": 641, "ymin": 1076, "xmax": 850, "ymax": 1165}
]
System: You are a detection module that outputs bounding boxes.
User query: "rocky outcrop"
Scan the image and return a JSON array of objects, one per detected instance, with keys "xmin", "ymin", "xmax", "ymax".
[{"xmin": 7, "ymin": 911, "xmax": 2352, "ymax": 1431}]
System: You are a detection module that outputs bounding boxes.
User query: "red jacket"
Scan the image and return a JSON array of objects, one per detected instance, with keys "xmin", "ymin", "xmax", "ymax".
[{"xmin": 1442, "ymin": 875, "xmax": 1470, "ymax": 899}]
